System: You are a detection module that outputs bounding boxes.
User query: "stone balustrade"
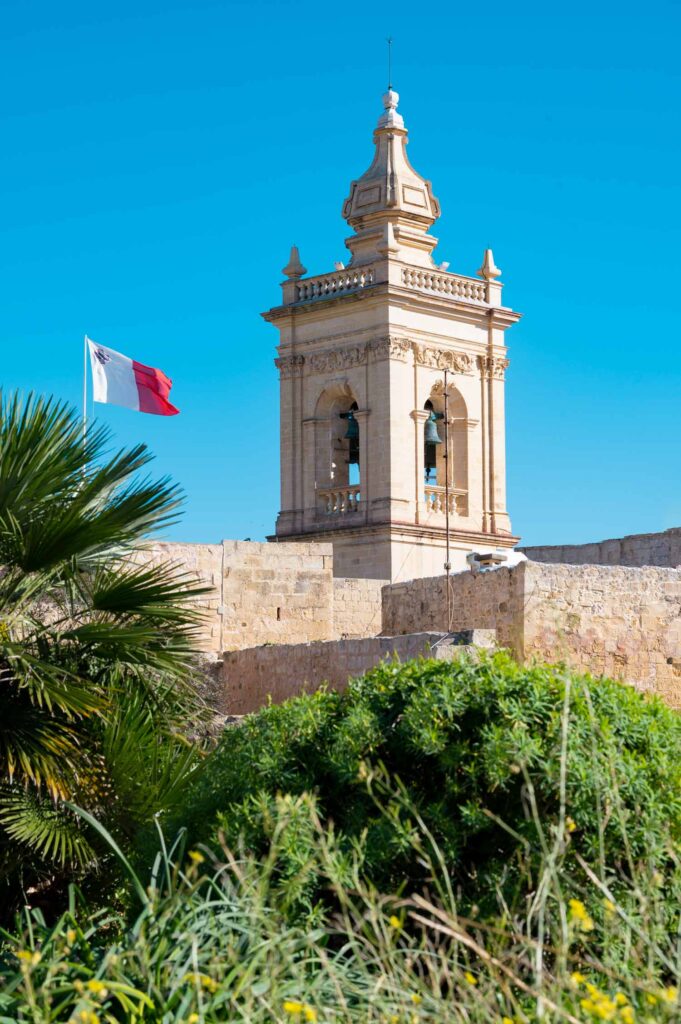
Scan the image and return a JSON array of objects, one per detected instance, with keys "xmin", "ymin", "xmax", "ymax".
[
  {"xmin": 296, "ymin": 266, "xmax": 376, "ymax": 302},
  {"xmin": 318, "ymin": 485, "xmax": 362, "ymax": 515},
  {"xmin": 402, "ymin": 266, "xmax": 487, "ymax": 304},
  {"xmin": 424, "ymin": 485, "xmax": 467, "ymax": 516}
]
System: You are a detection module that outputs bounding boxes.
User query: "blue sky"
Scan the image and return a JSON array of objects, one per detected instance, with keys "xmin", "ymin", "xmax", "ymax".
[{"xmin": 1, "ymin": 0, "xmax": 679, "ymax": 547}]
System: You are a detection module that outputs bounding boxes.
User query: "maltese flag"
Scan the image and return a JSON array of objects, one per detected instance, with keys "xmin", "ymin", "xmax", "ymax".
[{"xmin": 87, "ymin": 338, "xmax": 179, "ymax": 416}]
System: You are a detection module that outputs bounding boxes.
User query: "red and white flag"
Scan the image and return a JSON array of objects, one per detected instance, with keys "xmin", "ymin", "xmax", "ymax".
[{"xmin": 87, "ymin": 338, "xmax": 179, "ymax": 416}]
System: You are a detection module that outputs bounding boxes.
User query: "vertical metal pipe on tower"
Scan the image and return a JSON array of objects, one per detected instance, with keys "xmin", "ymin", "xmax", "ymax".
[{"xmin": 444, "ymin": 370, "xmax": 452, "ymax": 631}]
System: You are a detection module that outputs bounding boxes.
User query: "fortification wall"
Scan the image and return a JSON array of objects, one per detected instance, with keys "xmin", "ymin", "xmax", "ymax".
[
  {"xmin": 222, "ymin": 633, "xmax": 452, "ymax": 715},
  {"xmin": 139, "ymin": 540, "xmax": 383, "ymax": 656},
  {"xmin": 141, "ymin": 540, "xmax": 334, "ymax": 655},
  {"xmin": 332, "ymin": 577, "xmax": 386, "ymax": 638},
  {"xmin": 381, "ymin": 567, "xmax": 525, "ymax": 651},
  {"xmin": 382, "ymin": 561, "xmax": 681, "ymax": 705},
  {"xmin": 521, "ymin": 527, "xmax": 681, "ymax": 568}
]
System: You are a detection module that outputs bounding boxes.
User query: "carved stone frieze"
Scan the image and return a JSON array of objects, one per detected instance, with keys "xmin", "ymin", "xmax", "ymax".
[
  {"xmin": 368, "ymin": 336, "xmax": 412, "ymax": 362},
  {"xmin": 308, "ymin": 346, "xmax": 367, "ymax": 373},
  {"xmin": 413, "ymin": 344, "xmax": 474, "ymax": 374},
  {"xmin": 275, "ymin": 354, "xmax": 305, "ymax": 378},
  {"xmin": 477, "ymin": 355, "xmax": 510, "ymax": 380}
]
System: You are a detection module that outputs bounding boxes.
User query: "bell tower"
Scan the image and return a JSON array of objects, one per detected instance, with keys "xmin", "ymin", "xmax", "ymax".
[{"xmin": 263, "ymin": 89, "xmax": 521, "ymax": 582}]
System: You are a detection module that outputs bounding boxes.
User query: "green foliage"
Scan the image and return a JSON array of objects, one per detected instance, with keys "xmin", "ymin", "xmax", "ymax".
[
  {"xmin": 178, "ymin": 653, "xmax": 681, "ymax": 914},
  {"xmin": 0, "ymin": 391, "xmax": 210, "ymax": 909},
  {"xmin": 1, "ymin": 793, "xmax": 680, "ymax": 1023}
]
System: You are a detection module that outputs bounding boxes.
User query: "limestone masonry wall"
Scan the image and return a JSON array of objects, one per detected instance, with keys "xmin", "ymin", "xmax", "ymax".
[
  {"xmin": 222, "ymin": 633, "xmax": 449, "ymax": 715},
  {"xmin": 381, "ymin": 567, "xmax": 525, "ymax": 652},
  {"xmin": 521, "ymin": 527, "xmax": 681, "ymax": 568},
  {"xmin": 382, "ymin": 561, "xmax": 681, "ymax": 706},
  {"xmin": 142, "ymin": 540, "xmax": 334, "ymax": 655},
  {"xmin": 521, "ymin": 563, "xmax": 681, "ymax": 704},
  {"xmin": 332, "ymin": 577, "xmax": 386, "ymax": 638}
]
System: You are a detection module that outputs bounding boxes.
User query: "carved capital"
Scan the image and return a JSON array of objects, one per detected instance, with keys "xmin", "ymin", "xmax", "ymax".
[
  {"xmin": 275, "ymin": 354, "xmax": 305, "ymax": 378},
  {"xmin": 477, "ymin": 355, "xmax": 510, "ymax": 380},
  {"xmin": 413, "ymin": 343, "xmax": 474, "ymax": 374}
]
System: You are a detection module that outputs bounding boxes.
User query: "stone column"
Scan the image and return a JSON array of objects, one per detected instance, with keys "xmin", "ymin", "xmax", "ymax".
[
  {"xmin": 275, "ymin": 354, "xmax": 304, "ymax": 536},
  {"xmin": 410, "ymin": 409, "xmax": 429, "ymax": 523}
]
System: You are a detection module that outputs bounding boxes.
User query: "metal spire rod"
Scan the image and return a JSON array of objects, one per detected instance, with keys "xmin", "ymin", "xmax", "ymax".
[
  {"xmin": 387, "ymin": 36, "xmax": 393, "ymax": 90},
  {"xmin": 444, "ymin": 369, "xmax": 452, "ymax": 631}
]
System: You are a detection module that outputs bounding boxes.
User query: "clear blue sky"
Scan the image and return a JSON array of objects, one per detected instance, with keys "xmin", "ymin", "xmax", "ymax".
[{"xmin": 2, "ymin": 0, "xmax": 679, "ymax": 547}]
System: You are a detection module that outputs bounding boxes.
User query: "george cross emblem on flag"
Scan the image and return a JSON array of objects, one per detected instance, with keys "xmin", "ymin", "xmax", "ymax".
[{"xmin": 94, "ymin": 348, "xmax": 111, "ymax": 366}]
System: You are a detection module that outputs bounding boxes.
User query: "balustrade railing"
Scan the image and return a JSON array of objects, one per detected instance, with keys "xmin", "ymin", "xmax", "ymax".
[
  {"xmin": 297, "ymin": 267, "xmax": 375, "ymax": 302},
  {"xmin": 318, "ymin": 485, "xmax": 362, "ymax": 515},
  {"xmin": 424, "ymin": 485, "xmax": 467, "ymax": 516},
  {"xmin": 402, "ymin": 267, "xmax": 486, "ymax": 304}
]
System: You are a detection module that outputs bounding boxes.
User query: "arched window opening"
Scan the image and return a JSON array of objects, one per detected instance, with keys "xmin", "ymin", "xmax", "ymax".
[{"xmin": 423, "ymin": 399, "xmax": 444, "ymax": 485}]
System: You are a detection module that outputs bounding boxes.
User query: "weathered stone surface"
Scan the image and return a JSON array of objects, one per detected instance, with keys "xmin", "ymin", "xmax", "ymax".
[
  {"xmin": 221, "ymin": 632, "xmax": 480, "ymax": 715},
  {"xmin": 137, "ymin": 541, "xmax": 384, "ymax": 657},
  {"xmin": 382, "ymin": 561, "xmax": 681, "ymax": 707},
  {"xmin": 521, "ymin": 527, "xmax": 681, "ymax": 569}
]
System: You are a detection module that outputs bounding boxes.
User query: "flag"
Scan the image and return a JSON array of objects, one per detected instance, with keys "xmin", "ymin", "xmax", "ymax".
[{"xmin": 87, "ymin": 338, "xmax": 179, "ymax": 416}]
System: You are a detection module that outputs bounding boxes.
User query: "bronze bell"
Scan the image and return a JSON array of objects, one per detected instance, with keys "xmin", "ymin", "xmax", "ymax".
[
  {"xmin": 341, "ymin": 409, "xmax": 360, "ymax": 466},
  {"xmin": 424, "ymin": 410, "xmax": 443, "ymax": 446},
  {"xmin": 424, "ymin": 410, "xmax": 443, "ymax": 481}
]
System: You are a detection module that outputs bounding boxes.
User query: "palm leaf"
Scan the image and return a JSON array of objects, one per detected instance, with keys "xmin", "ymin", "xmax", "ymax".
[{"xmin": 0, "ymin": 786, "xmax": 96, "ymax": 868}]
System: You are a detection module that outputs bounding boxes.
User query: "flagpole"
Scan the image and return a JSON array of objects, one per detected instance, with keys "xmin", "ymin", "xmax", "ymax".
[{"xmin": 83, "ymin": 335, "xmax": 88, "ymax": 443}]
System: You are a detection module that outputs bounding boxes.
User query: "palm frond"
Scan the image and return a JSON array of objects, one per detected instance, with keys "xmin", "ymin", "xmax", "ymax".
[
  {"xmin": 0, "ymin": 786, "xmax": 96, "ymax": 868},
  {"xmin": 100, "ymin": 695, "xmax": 202, "ymax": 837}
]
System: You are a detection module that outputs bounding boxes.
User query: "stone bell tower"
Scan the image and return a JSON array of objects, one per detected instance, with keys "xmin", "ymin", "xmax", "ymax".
[{"xmin": 263, "ymin": 88, "xmax": 521, "ymax": 582}]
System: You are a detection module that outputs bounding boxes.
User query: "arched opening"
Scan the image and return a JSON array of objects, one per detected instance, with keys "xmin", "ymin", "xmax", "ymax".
[
  {"xmin": 314, "ymin": 386, "xmax": 361, "ymax": 515},
  {"xmin": 423, "ymin": 384, "xmax": 469, "ymax": 517}
]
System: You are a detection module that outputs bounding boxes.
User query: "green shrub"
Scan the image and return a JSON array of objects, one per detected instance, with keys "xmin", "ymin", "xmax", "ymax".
[
  {"xmin": 173, "ymin": 653, "xmax": 681, "ymax": 915},
  {"xmin": 3, "ymin": 793, "xmax": 680, "ymax": 1023}
]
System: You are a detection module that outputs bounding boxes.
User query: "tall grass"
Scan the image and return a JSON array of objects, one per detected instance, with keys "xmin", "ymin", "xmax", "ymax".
[{"xmin": 2, "ymin": 670, "xmax": 680, "ymax": 1023}]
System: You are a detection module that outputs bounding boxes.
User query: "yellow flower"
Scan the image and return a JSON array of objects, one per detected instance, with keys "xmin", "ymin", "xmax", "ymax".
[
  {"xmin": 282, "ymin": 1002, "xmax": 317, "ymax": 1021},
  {"xmin": 663, "ymin": 986, "xmax": 678, "ymax": 1004},
  {"xmin": 502, "ymin": 1018, "xmax": 514, "ymax": 1024},
  {"xmin": 188, "ymin": 850, "xmax": 205, "ymax": 865},
  {"xmin": 411, "ymin": 993, "xmax": 422, "ymax": 1004},
  {"xmin": 568, "ymin": 898, "xmax": 594, "ymax": 932},
  {"xmin": 66, "ymin": 928, "xmax": 77, "ymax": 945},
  {"xmin": 603, "ymin": 898, "xmax": 616, "ymax": 917},
  {"xmin": 645, "ymin": 993, "xmax": 657, "ymax": 1006},
  {"xmin": 86, "ymin": 980, "xmax": 107, "ymax": 995},
  {"xmin": 571, "ymin": 971, "xmax": 586, "ymax": 986},
  {"xmin": 619, "ymin": 1008, "xmax": 634, "ymax": 1024},
  {"xmin": 566, "ymin": 816, "xmax": 577, "ymax": 833},
  {"xmin": 614, "ymin": 993, "xmax": 628, "ymax": 1006},
  {"xmin": 463, "ymin": 971, "xmax": 478, "ymax": 986},
  {"xmin": 188, "ymin": 1016, "xmax": 200, "ymax": 1024},
  {"xmin": 389, "ymin": 915, "xmax": 402, "ymax": 930}
]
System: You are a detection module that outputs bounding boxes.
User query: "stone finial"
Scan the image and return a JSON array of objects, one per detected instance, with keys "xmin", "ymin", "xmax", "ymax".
[
  {"xmin": 477, "ymin": 248, "xmax": 502, "ymax": 281},
  {"xmin": 282, "ymin": 245, "xmax": 307, "ymax": 280},
  {"xmin": 377, "ymin": 88, "xmax": 405, "ymax": 130}
]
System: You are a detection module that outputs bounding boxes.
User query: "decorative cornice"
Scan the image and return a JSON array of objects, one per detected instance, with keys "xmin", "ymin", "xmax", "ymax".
[
  {"xmin": 477, "ymin": 355, "xmax": 510, "ymax": 380},
  {"xmin": 413, "ymin": 343, "xmax": 474, "ymax": 374},
  {"xmin": 275, "ymin": 354, "xmax": 305, "ymax": 378}
]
